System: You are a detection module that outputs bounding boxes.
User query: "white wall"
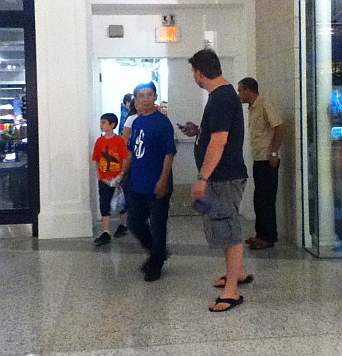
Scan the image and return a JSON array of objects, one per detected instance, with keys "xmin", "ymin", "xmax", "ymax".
[
  {"xmin": 91, "ymin": 1, "xmax": 256, "ymax": 220},
  {"xmin": 92, "ymin": 12, "xmax": 241, "ymax": 59}
]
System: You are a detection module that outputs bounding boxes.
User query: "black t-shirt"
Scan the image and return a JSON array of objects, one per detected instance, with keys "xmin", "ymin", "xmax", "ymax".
[{"xmin": 194, "ymin": 84, "xmax": 248, "ymax": 181}]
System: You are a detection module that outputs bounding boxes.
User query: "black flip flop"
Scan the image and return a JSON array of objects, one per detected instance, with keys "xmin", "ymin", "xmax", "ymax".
[
  {"xmin": 209, "ymin": 295, "xmax": 244, "ymax": 312},
  {"xmin": 213, "ymin": 275, "xmax": 254, "ymax": 288}
]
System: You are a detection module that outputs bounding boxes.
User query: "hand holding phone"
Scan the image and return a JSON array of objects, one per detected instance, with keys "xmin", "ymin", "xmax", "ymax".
[{"xmin": 177, "ymin": 121, "xmax": 199, "ymax": 137}]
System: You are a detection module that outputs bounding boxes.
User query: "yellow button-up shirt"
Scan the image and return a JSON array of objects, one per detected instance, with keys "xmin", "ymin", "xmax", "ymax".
[{"xmin": 248, "ymin": 96, "xmax": 282, "ymax": 161}]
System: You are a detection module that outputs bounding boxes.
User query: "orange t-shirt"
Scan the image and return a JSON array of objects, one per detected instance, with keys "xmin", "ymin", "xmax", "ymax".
[{"xmin": 92, "ymin": 135, "xmax": 129, "ymax": 181}]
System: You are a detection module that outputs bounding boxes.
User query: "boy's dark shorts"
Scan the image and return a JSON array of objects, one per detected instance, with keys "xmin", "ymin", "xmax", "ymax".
[
  {"xmin": 98, "ymin": 181, "xmax": 115, "ymax": 217},
  {"xmin": 203, "ymin": 179, "xmax": 246, "ymax": 249}
]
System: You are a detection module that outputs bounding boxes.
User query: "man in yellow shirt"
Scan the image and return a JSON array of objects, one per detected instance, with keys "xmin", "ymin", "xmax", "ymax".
[{"xmin": 238, "ymin": 78, "xmax": 285, "ymax": 249}]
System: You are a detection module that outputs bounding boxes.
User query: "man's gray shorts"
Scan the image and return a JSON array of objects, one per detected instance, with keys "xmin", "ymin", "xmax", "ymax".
[{"xmin": 203, "ymin": 179, "xmax": 246, "ymax": 249}]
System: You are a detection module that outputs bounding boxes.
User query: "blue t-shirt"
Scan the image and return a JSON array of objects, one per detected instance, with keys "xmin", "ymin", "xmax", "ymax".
[{"xmin": 128, "ymin": 111, "xmax": 177, "ymax": 194}]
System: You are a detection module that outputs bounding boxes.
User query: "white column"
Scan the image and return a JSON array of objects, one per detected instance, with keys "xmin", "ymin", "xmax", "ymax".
[
  {"xmin": 316, "ymin": 0, "xmax": 335, "ymax": 245},
  {"xmin": 35, "ymin": 0, "xmax": 93, "ymax": 238}
]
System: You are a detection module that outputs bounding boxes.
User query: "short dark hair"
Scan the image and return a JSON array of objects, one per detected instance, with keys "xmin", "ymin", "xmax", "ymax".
[
  {"xmin": 238, "ymin": 77, "xmax": 259, "ymax": 94},
  {"xmin": 100, "ymin": 113, "xmax": 118, "ymax": 127},
  {"xmin": 188, "ymin": 49, "xmax": 222, "ymax": 79},
  {"xmin": 128, "ymin": 97, "xmax": 137, "ymax": 116},
  {"xmin": 123, "ymin": 93, "xmax": 133, "ymax": 105},
  {"xmin": 134, "ymin": 81, "xmax": 157, "ymax": 96}
]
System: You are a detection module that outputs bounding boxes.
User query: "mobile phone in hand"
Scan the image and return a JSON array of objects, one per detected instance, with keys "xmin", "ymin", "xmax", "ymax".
[
  {"xmin": 192, "ymin": 199, "xmax": 211, "ymax": 215},
  {"xmin": 176, "ymin": 122, "xmax": 185, "ymax": 129}
]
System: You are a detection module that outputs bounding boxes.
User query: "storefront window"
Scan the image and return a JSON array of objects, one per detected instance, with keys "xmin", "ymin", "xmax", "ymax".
[
  {"xmin": 0, "ymin": 28, "xmax": 28, "ymax": 209},
  {"xmin": 0, "ymin": 0, "xmax": 38, "ymax": 235},
  {"xmin": 0, "ymin": 0, "xmax": 23, "ymax": 11},
  {"xmin": 304, "ymin": 0, "xmax": 342, "ymax": 257}
]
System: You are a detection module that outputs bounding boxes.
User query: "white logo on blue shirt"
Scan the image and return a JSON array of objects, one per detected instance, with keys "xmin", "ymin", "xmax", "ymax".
[{"xmin": 134, "ymin": 129, "xmax": 145, "ymax": 159}]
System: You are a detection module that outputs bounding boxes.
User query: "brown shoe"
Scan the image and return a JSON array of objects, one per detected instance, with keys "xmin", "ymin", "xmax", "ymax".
[
  {"xmin": 249, "ymin": 239, "xmax": 274, "ymax": 250},
  {"xmin": 245, "ymin": 237, "xmax": 257, "ymax": 245}
]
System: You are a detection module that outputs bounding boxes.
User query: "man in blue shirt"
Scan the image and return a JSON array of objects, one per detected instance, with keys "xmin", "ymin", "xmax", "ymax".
[{"xmin": 125, "ymin": 82, "xmax": 176, "ymax": 282}]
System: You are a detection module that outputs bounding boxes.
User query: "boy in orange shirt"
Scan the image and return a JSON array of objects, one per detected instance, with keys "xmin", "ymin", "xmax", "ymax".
[{"xmin": 92, "ymin": 113, "xmax": 129, "ymax": 246}]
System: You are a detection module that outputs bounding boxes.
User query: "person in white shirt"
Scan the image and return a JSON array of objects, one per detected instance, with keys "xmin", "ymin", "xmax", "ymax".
[{"xmin": 122, "ymin": 98, "xmax": 139, "ymax": 144}]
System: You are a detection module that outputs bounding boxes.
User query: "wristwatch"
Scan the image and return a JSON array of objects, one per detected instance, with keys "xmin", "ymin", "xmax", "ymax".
[
  {"xmin": 271, "ymin": 152, "xmax": 278, "ymax": 157},
  {"xmin": 197, "ymin": 173, "xmax": 208, "ymax": 182}
]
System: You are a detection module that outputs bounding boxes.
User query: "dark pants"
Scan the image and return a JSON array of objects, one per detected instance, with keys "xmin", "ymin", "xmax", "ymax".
[
  {"xmin": 127, "ymin": 191, "xmax": 171, "ymax": 267},
  {"xmin": 98, "ymin": 181, "xmax": 115, "ymax": 217},
  {"xmin": 253, "ymin": 160, "xmax": 279, "ymax": 243}
]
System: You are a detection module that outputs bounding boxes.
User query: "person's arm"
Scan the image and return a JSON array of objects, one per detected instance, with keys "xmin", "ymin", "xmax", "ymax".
[
  {"xmin": 122, "ymin": 151, "xmax": 132, "ymax": 173},
  {"xmin": 154, "ymin": 154, "xmax": 174, "ymax": 198},
  {"xmin": 95, "ymin": 162, "xmax": 101, "ymax": 181},
  {"xmin": 268, "ymin": 124, "xmax": 285, "ymax": 168},
  {"xmin": 92, "ymin": 140, "xmax": 102, "ymax": 181},
  {"xmin": 122, "ymin": 127, "xmax": 131, "ymax": 144},
  {"xmin": 191, "ymin": 132, "xmax": 228, "ymax": 200},
  {"xmin": 116, "ymin": 152, "xmax": 131, "ymax": 186},
  {"xmin": 199, "ymin": 132, "xmax": 228, "ymax": 180},
  {"xmin": 124, "ymin": 127, "xmax": 134, "ymax": 175},
  {"xmin": 155, "ymin": 120, "xmax": 176, "ymax": 198},
  {"xmin": 263, "ymin": 100, "xmax": 285, "ymax": 167},
  {"xmin": 270, "ymin": 124, "xmax": 285, "ymax": 153}
]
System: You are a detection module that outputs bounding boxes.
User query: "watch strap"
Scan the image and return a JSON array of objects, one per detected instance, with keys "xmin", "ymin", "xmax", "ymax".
[{"xmin": 197, "ymin": 174, "xmax": 208, "ymax": 182}]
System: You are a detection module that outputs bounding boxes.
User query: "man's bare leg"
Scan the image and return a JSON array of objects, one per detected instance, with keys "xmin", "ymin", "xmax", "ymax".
[
  {"xmin": 213, "ymin": 260, "xmax": 248, "ymax": 287},
  {"xmin": 209, "ymin": 243, "xmax": 244, "ymax": 311}
]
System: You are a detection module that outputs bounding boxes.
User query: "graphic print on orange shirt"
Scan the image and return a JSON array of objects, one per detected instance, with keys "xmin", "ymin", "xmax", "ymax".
[
  {"xmin": 92, "ymin": 136, "xmax": 128, "ymax": 182},
  {"xmin": 98, "ymin": 145, "xmax": 121, "ymax": 178}
]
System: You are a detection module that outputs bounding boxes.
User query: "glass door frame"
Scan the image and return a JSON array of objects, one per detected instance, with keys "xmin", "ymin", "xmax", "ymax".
[
  {"xmin": 0, "ymin": 0, "xmax": 39, "ymax": 236},
  {"xmin": 300, "ymin": 0, "xmax": 320, "ymax": 258},
  {"xmin": 301, "ymin": 0, "xmax": 342, "ymax": 258}
]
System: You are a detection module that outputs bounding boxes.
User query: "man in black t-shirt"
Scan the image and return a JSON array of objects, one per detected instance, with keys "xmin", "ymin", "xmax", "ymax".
[{"xmin": 179, "ymin": 49, "xmax": 253, "ymax": 313}]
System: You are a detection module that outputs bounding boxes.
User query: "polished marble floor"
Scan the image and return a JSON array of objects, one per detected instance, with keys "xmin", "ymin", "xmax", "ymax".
[{"xmin": 0, "ymin": 216, "xmax": 341, "ymax": 355}]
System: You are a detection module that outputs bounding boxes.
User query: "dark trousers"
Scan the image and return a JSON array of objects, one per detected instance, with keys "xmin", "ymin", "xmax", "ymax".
[
  {"xmin": 253, "ymin": 160, "xmax": 279, "ymax": 243},
  {"xmin": 127, "ymin": 191, "xmax": 171, "ymax": 267},
  {"xmin": 98, "ymin": 181, "xmax": 115, "ymax": 217}
]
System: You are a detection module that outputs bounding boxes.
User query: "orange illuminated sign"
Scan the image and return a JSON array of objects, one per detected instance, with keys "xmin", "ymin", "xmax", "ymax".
[{"xmin": 156, "ymin": 26, "xmax": 179, "ymax": 43}]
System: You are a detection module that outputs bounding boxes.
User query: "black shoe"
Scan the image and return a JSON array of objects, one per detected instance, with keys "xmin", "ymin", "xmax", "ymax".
[
  {"xmin": 144, "ymin": 268, "xmax": 161, "ymax": 282},
  {"xmin": 142, "ymin": 257, "xmax": 163, "ymax": 282},
  {"xmin": 140, "ymin": 257, "xmax": 152, "ymax": 273},
  {"xmin": 93, "ymin": 232, "xmax": 111, "ymax": 246},
  {"xmin": 113, "ymin": 224, "xmax": 128, "ymax": 238},
  {"xmin": 140, "ymin": 252, "xmax": 169, "ymax": 273}
]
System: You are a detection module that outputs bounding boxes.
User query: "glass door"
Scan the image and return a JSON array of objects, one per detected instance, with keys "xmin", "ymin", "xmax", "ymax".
[
  {"xmin": 0, "ymin": 28, "xmax": 28, "ymax": 209},
  {"xmin": 303, "ymin": 0, "xmax": 342, "ymax": 257},
  {"xmin": 0, "ymin": 0, "xmax": 39, "ymax": 235}
]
